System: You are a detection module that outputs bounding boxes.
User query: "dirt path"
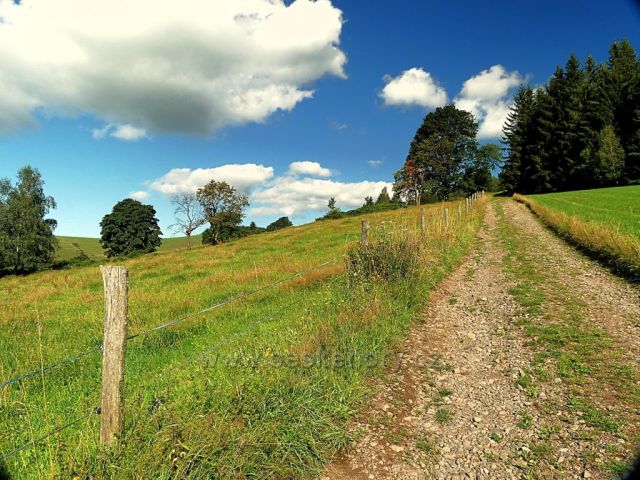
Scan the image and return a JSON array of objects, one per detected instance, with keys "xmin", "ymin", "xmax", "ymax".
[{"xmin": 321, "ymin": 199, "xmax": 640, "ymax": 480}]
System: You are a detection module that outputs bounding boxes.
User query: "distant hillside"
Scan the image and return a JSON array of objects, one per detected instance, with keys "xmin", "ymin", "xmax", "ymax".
[{"xmin": 55, "ymin": 234, "xmax": 203, "ymax": 261}]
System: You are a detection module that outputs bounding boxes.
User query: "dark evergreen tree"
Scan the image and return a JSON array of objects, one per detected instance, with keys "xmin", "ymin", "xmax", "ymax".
[
  {"xmin": 376, "ymin": 186, "xmax": 391, "ymax": 204},
  {"xmin": 501, "ymin": 39, "xmax": 640, "ymax": 192},
  {"xmin": 100, "ymin": 199, "xmax": 162, "ymax": 257}
]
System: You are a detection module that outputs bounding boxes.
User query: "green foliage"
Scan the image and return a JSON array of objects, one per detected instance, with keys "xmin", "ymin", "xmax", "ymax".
[
  {"xmin": 393, "ymin": 105, "xmax": 497, "ymax": 203},
  {"xmin": 0, "ymin": 166, "xmax": 57, "ymax": 274},
  {"xmin": 501, "ymin": 39, "xmax": 640, "ymax": 193},
  {"xmin": 266, "ymin": 216, "xmax": 293, "ymax": 231},
  {"xmin": 319, "ymin": 196, "xmax": 344, "ymax": 220},
  {"xmin": 100, "ymin": 199, "xmax": 162, "ymax": 258},
  {"xmin": 376, "ymin": 186, "xmax": 391, "ymax": 204},
  {"xmin": 197, "ymin": 180, "xmax": 249, "ymax": 245},
  {"xmin": 346, "ymin": 227, "xmax": 421, "ymax": 282},
  {"xmin": 201, "ymin": 224, "xmax": 264, "ymax": 244},
  {"xmin": 394, "ymin": 104, "xmax": 479, "ymax": 203},
  {"xmin": 593, "ymin": 125, "xmax": 625, "ymax": 184}
]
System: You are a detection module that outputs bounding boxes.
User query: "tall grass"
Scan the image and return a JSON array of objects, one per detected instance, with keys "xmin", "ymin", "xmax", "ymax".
[
  {"xmin": 513, "ymin": 194, "xmax": 640, "ymax": 280},
  {"xmin": 0, "ymin": 199, "xmax": 485, "ymax": 479}
]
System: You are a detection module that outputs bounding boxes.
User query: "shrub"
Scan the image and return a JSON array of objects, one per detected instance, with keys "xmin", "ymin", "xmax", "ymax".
[{"xmin": 346, "ymin": 224, "xmax": 421, "ymax": 282}]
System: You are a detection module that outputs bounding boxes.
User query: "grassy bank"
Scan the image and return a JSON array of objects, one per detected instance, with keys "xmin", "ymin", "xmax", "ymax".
[
  {"xmin": 55, "ymin": 235, "xmax": 205, "ymax": 263},
  {"xmin": 513, "ymin": 190, "xmax": 640, "ymax": 280},
  {"xmin": 0, "ymin": 199, "xmax": 484, "ymax": 479}
]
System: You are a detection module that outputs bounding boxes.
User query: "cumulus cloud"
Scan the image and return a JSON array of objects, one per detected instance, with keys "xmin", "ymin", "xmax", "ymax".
[
  {"xmin": 250, "ymin": 177, "xmax": 392, "ymax": 217},
  {"xmin": 143, "ymin": 161, "xmax": 389, "ymax": 220},
  {"xmin": 329, "ymin": 120, "xmax": 347, "ymax": 131},
  {"xmin": 454, "ymin": 65, "xmax": 523, "ymax": 138},
  {"xmin": 0, "ymin": 0, "xmax": 346, "ymax": 136},
  {"xmin": 368, "ymin": 160, "xmax": 383, "ymax": 167},
  {"xmin": 92, "ymin": 123, "xmax": 148, "ymax": 141},
  {"xmin": 129, "ymin": 191, "xmax": 150, "ymax": 201},
  {"xmin": 148, "ymin": 164, "xmax": 274, "ymax": 195},
  {"xmin": 288, "ymin": 161, "xmax": 332, "ymax": 177},
  {"xmin": 380, "ymin": 68, "xmax": 448, "ymax": 108}
]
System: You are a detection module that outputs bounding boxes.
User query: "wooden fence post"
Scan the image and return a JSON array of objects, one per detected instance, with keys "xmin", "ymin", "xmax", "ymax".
[
  {"xmin": 361, "ymin": 220, "xmax": 369, "ymax": 246},
  {"xmin": 420, "ymin": 208, "xmax": 425, "ymax": 234},
  {"xmin": 444, "ymin": 208, "xmax": 449, "ymax": 225},
  {"xmin": 100, "ymin": 266, "xmax": 128, "ymax": 446},
  {"xmin": 458, "ymin": 203, "xmax": 462, "ymax": 217}
]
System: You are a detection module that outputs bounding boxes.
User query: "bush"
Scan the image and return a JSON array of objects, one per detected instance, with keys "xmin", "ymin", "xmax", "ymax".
[{"xmin": 346, "ymin": 225, "xmax": 421, "ymax": 282}]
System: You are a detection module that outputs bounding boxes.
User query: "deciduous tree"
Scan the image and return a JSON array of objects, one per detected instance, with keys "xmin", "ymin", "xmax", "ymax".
[
  {"xmin": 169, "ymin": 193, "xmax": 207, "ymax": 248},
  {"xmin": 100, "ymin": 199, "xmax": 162, "ymax": 257},
  {"xmin": 197, "ymin": 180, "xmax": 249, "ymax": 245},
  {"xmin": 0, "ymin": 166, "xmax": 57, "ymax": 274}
]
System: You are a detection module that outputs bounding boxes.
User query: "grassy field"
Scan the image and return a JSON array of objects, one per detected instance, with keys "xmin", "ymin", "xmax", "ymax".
[
  {"xmin": 0, "ymin": 200, "xmax": 484, "ymax": 479},
  {"xmin": 530, "ymin": 186, "xmax": 640, "ymax": 239},
  {"xmin": 55, "ymin": 234, "xmax": 204, "ymax": 262},
  {"xmin": 516, "ymin": 186, "xmax": 640, "ymax": 279}
]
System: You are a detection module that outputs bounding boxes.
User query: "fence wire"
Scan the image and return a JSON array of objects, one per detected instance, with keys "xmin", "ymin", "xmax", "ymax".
[
  {"xmin": 0, "ymin": 256, "xmax": 343, "ymax": 392},
  {"xmin": 0, "ymin": 409, "xmax": 97, "ymax": 462},
  {"xmin": 0, "ymin": 262, "xmax": 346, "ymax": 464}
]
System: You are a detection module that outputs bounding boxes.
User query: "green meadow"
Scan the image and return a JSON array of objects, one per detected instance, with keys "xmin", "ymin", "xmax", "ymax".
[
  {"xmin": 55, "ymin": 235, "xmax": 204, "ymax": 262},
  {"xmin": 530, "ymin": 186, "xmax": 640, "ymax": 239},
  {"xmin": 0, "ymin": 201, "xmax": 484, "ymax": 479}
]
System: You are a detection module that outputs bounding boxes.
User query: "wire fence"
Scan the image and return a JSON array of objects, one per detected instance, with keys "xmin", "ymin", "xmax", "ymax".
[
  {"xmin": 0, "ymin": 255, "xmax": 346, "ymax": 463},
  {"xmin": 0, "ymin": 256, "xmax": 342, "ymax": 391},
  {"xmin": 0, "ymin": 194, "xmax": 486, "ymax": 467}
]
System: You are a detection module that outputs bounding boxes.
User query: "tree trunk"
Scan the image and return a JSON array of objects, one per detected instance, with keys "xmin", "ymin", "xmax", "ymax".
[{"xmin": 186, "ymin": 233, "xmax": 191, "ymax": 249}]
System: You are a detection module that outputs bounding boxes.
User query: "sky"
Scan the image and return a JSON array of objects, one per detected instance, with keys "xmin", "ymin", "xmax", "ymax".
[{"xmin": 0, "ymin": 0, "xmax": 639, "ymax": 237}]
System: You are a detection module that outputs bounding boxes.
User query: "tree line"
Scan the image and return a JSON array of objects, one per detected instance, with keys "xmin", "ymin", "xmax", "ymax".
[
  {"xmin": 501, "ymin": 39, "xmax": 640, "ymax": 194},
  {"xmin": 0, "ymin": 168, "xmax": 297, "ymax": 275}
]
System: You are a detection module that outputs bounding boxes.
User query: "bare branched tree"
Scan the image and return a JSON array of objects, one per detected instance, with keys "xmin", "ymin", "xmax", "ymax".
[{"xmin": 169, "ymin": 193, "xmax": 207, "ymax": 248}]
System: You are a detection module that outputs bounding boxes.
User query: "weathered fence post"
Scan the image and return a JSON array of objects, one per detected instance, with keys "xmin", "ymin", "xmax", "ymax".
[
  {"xmin": 361, "ymin": 220, "xmax": 369, "ymax": 246},
  {"xmin": 444, "ymin": 208, "xmax": 449, "ymax": 225},
  {"xmin": 466, "ymin": 197, "xmax": 470, "ymax": 213},
  {"xmin": 458, "ymin": 203, "xmax": 462, "ymax": 217},
  {"xmin": 420, "ymin": 208, "xmax": 425, "ymax": 234},
  {"xmin": 100, "ymin": 265, "xmax": 128, "ymax": 446}
]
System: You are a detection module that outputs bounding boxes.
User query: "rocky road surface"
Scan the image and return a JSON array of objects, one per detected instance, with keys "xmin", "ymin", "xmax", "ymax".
[{"xmin": 322, "ymin": 199, "xmax": 640, "ymax": 480}]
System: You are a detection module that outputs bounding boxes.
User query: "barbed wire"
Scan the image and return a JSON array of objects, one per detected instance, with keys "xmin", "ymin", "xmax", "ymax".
[
  {"xmin": 165, "ymin": 272, "xmax": 347, "ymax": 375},
  {"xmin": 0, "ymin": 270, "xmax": 348, "ymax": 464},
  {"xmin": 0, "ymin": 256, "xmax": 343, "ymax": 391},
  {"xmin": 0, "ymin": 409, "xmax": 98, "ymax": 463}
]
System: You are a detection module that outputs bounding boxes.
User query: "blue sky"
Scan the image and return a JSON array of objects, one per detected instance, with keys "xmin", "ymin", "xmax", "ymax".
[{"xmin": 0, "ymin": 0, "xmax": 638, "ymax": 237}]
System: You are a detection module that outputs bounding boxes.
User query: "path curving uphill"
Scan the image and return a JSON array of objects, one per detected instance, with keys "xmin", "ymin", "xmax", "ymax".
[{"xmin": 322, "ymin": 198, "xmax": 640, "ymax": 480}]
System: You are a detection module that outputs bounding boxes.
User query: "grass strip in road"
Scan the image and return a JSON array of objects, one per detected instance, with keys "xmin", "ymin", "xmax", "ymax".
[{"xmin": 494, "ymin": 199, "xmax": 640, "ymax": 476}]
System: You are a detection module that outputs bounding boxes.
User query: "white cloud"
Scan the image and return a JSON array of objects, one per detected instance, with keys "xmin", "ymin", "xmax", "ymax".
[
  {"xmin": 92, "ymin": 123, "xmax": 147, "ymax": 141},
  {"xmin": 454, "ymin": 65, "xmax": 523, "ymax": 139},
  {"xmin": 368, "ymin": 160, "xmax": 383, "ymax": 167},
  {"xmin": 148, "ymin": 164, "xmax": 274, "ymax": 195},
  {"xmin": 380, "ymin": 68, "xmax": 448, "ymax": 108},
  {"xmin": 0, "ymin": 0, "xmax": 346, "ymax": 135},
  {"xmin": 329, "ymin": 120, "xmax": 347, "ymax": 131},
  {"xmin": 146, "ymin": 161, "xmax": 389, "ymax": 220},
  {"xmin": 112, "ymin": 124, "xmax": 148, "ymax": 141},
  {"xmin": 129, "ymin": 191, "xmax": 150, "ymax": 201},
  {"xmin": 288, "ymin": 161, "xmax": 332, "ymax": 177},
  {"xmin": 249, "ymin": 177, "xmax": 392, "ymax": 217}
]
